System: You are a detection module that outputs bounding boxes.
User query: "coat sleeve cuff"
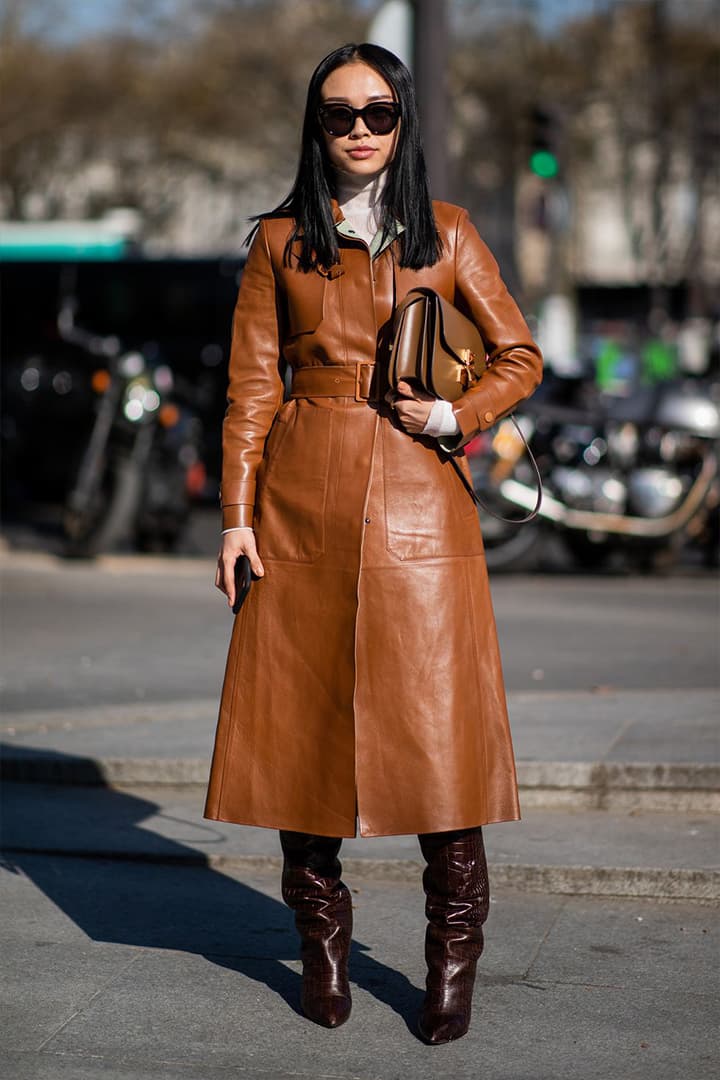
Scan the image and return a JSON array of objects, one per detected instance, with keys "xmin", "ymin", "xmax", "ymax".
[
  {"xmin": 449, "ymin": 385, "xmax": 501, "ymax": 448},
  {"xmin": 221, "ymin": 503, "xmax": 255, "ymax": 530},
  {"xmin": 220, "ymin": 479, "xmax": 256, "ymax": 507}
]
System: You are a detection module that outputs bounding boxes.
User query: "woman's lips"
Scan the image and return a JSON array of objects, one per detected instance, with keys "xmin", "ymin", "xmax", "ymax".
[{"xmin": 347, "ymin": 148, "xmax": 376, "ymax": 159}]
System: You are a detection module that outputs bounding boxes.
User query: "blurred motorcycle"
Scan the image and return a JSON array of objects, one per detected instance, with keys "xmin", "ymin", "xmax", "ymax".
[
  {"xmin": 467, "ymin": 374, "xmax": 719, "ymax": 572},
  {"xmin": 59, "ymin": 298, "xmax": 205, "ymax": 555}
]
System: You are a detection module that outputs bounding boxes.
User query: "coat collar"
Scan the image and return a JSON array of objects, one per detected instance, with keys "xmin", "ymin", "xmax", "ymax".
[{"xmin": 330, "ymin": 197, "xmax": 405, "ymax": 260}]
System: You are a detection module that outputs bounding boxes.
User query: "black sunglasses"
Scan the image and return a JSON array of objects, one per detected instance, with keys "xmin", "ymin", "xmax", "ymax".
[{"xmin": 318, "ymin": 102, "xmax": 400, "ymax": 137}]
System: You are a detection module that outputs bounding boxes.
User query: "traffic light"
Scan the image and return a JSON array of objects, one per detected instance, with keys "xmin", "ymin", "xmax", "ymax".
[{"xmin": 528, "ymin": 106, "xmax": 560, "ymax": 179}]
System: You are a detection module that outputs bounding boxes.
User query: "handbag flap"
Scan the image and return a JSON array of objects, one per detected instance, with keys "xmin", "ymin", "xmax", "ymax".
[
  {"xmin": 433, "ymin": 292, "xmax": 486, "ymax": 371},
  {"xmin": 390, "ymin": 287, "xmax": 487, "ymax": 401}
]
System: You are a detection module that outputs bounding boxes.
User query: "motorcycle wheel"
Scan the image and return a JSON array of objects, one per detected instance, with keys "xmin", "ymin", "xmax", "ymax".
[
  {"xmin": 64, "ymin": 456, "xmax": 143, "ymax": 557},
  {"xmin": 467, "ymin": 439, "xmax": 544, "ymax": 572},
  {"xmin": 480, "ymin": 513, "xmax": 544, "ymax": 572}
]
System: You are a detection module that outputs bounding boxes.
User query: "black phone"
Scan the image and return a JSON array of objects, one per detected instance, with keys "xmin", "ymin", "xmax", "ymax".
[{"xmin": 232, "ymin": 555, "xmax": 253, "ymax": 614}]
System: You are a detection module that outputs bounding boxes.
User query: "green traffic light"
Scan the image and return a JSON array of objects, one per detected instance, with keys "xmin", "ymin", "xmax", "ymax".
[{"xmin": 530, "ymin": 149, "xmax": 559, "ymax": 178}]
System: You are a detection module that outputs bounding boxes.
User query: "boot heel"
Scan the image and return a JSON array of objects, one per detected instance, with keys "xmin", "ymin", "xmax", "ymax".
[
  {"xmin": 416, "ymin": 926, "xmax": 483, "ymax": 1043},
  {"xmin": 297, "ymin": 905, "xmax": 353, "ymax": 1027}
]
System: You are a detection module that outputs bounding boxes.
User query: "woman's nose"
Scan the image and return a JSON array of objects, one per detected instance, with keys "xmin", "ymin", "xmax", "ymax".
[{"xmin": 349, "ymin": 116, "xmax": 370, "ymax": 138}]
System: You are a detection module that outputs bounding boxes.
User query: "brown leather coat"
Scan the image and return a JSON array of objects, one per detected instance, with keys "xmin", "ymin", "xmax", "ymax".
[{"xmin": 204, "ymin": 201, "xmax": 542, "ymax": 838}]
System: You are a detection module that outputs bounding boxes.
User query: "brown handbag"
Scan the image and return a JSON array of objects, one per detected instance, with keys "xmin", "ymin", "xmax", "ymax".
[
  {"xmin": 389, "ymin": 286, "xmax": 542, "ymax": 524},
  {"xmin": 388, "ymin": 287, "xmax": 487, "ymax": 402}
]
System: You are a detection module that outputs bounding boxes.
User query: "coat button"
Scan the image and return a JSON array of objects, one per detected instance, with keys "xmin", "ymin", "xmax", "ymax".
[
  {"xmin": 364, "ymin": 517, "xmax": 371, "ymax": 524},
  {"xmin": 484, "ymin": 410, "xmax": 494, "ymax": 423}
]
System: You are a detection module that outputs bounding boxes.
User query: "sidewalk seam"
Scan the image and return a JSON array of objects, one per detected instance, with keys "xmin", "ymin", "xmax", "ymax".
[
  {"xmin": 34, "ymin": 949, "xmax": 147, "ymax": 1052},
  {"xmin": 521, "ymin": 894, "xmax": 569, "ymax": 981}
]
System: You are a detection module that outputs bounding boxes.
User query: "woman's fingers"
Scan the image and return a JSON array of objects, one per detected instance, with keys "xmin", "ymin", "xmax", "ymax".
[
  {"xmin": 393, "ymin": 396, "xmax": 434, "ymax": 433},
  {"xmin": 216, "ymin": 530, "xmax": 265, "ymax": 609},
  {"xmin": 396, "ymin": 403, "xmax": 431, "ymax": 432},
  {"xmin": 215, "ymin": 550, "xmax": 234, "ymax": 606},
  {"xmin": 396, "ymin": 379, "xmax": 435, "ymax": 402},
  {"xmin": 239, "ymin": 531, "xmax": 265, "ymax": 578},
  {"xmin": 387, "ymin": 381, "xmax": 435, "ymax": 432}
]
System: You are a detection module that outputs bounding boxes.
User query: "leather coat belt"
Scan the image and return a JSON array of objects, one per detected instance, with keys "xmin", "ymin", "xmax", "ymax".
[{"xmin": 290, "ymin": 363, "xmax": 378, "ymax": 402}]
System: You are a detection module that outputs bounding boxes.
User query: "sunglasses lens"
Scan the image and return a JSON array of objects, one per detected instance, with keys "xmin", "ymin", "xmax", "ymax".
[
  {"xmin": 320, "ymin": 106, "xmax": 354, "ymax": 136},
  {"xmin": 319, "ymin": 104, "xmax": 399, "ymax": 136},
  {"xmin": 365, "ymin": 105, "xmax": 399, "ymax": 134}
]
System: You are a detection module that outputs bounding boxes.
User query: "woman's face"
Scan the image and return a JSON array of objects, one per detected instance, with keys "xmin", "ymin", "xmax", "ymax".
[{"xmin": 319, "ymin": 61, "xmax": 399, "ymax": 182}]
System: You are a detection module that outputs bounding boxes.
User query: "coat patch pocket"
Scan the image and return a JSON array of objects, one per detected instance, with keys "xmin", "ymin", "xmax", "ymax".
[
  {"xmin": 382, "ymin": 422, "xmax": 485, "ymax": 561},
  {"xmin": 256, "ymin": 400, "xmax": 332, "ymax": 563}
]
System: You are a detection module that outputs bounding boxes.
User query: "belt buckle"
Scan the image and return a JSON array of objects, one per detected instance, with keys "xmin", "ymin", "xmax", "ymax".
[{"xmin": 355, "ymin": 362, "xmax": 373, "ymax": 402}]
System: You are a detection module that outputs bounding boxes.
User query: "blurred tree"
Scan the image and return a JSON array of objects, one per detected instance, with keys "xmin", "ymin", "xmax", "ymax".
[
  {"xmin": 451, "ymin": 0, "xmax": 719, "ymax": 299},
  {"xmin": 0, "ymin": 0, "xmax": 168, "ymax": 217},
  {"xmin": 0, "ymin": 0, "xmax": 363, "ymax": 238},
  {"xmin": 1, "ymin": 0, "xmax": 717, "ymax": 287},
  {"xmin": 558, "ymin": 0, "xmax": 720, "ymax": 299}
]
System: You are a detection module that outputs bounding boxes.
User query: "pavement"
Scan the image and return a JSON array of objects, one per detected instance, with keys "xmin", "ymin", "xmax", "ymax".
[{"xmin": 1, "ymin": 549, "xmax": 718, "ymax": 1079}]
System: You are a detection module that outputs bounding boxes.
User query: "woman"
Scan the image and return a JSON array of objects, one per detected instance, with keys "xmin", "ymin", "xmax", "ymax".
[{"xmin": 205, "ymin": 42, "xmax": 542, "ymax": 1045}]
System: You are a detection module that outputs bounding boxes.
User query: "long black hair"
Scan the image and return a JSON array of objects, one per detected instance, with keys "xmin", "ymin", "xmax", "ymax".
[{"xmin": 253, "ymin": 43, "xmax": 441, "ymax": 271}]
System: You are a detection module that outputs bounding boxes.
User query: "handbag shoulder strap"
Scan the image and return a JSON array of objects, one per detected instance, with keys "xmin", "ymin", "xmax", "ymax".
[{"xmin": 449, "ymin": 415, "xmax": 543, "ymax": 525}]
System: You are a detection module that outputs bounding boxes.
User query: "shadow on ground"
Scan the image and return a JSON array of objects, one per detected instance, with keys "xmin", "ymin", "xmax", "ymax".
[{"xmin": 0, "ymin": 745, "xmax": 425, "ymax": 1033}]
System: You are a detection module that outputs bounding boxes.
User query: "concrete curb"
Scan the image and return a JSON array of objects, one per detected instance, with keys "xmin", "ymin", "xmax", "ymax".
[
  {"xmin": 2, "ymin": 755, "xmax": 718, "ymax": 812},
  {"xmin": 0, "ymin": 549, "xmax": 214, "ymax": 575},
  {"xmin": 97, "ymin": 554, "xmax": 214, "ymax": 575},
  {"xmin": 3, "ymin": 845, "xmax": 717, "ymax": 901},
  {"xmin": 519, "ymin": 761, "xmax": 720, "ymax": 813}
]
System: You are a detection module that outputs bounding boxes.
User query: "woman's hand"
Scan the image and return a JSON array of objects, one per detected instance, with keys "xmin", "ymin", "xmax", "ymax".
[
  {"xmin": 215, "ymin": 529, "xmax": 264, "ymax": 609},
  {"xmin": 385, "ymin": 379, "xmax": 435, "ymax": 434}
]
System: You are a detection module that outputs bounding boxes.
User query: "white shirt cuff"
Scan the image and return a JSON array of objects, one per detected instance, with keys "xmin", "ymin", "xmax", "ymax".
[
  {"xmin": 221, "ymin": 526, "xmax": 254, "ymax": 534},
  {"xmin": 422, "ymin": 398, "xmax": 460, "ymax": 438}
]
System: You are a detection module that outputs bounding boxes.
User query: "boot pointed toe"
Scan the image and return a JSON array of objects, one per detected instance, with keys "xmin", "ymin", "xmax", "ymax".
[
  {"xmin": 303, "ymin": 992, "xmax": 352, "ymax": 1028},
  {"xmin": 418, "ymin": 1009, "xmax": 469, "ymax": 1044}
]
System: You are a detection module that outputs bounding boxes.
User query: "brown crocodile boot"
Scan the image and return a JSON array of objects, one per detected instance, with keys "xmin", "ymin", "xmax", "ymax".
[
  {"xmin": 279, "ymin": 830, "xmax": 353, "ymax": 1028},
  {"xmin": 416, "ymin": 827, "xmax": 490, "ymax": 1045}
]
